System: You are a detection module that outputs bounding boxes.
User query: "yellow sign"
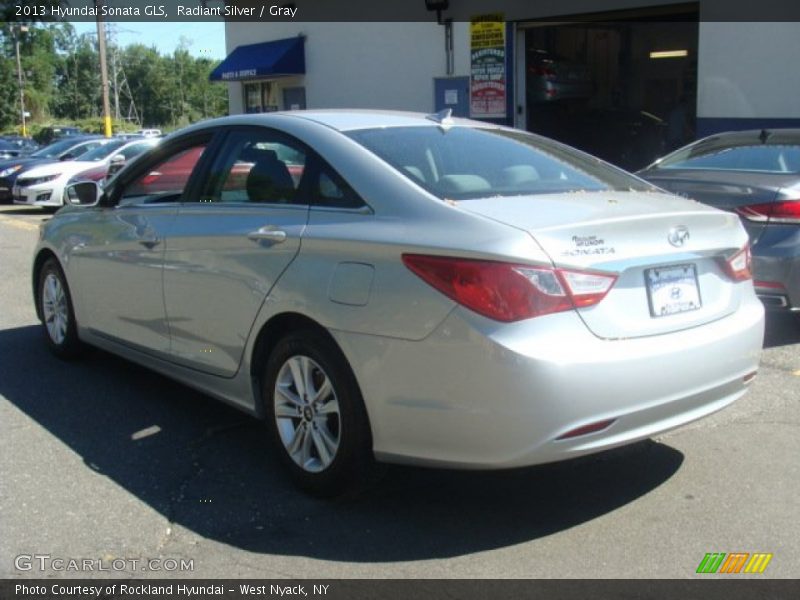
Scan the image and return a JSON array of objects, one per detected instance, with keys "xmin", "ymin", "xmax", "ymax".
[{"xmin": 470, "ymin": 15, "xmax": 506, "ymax": 119}]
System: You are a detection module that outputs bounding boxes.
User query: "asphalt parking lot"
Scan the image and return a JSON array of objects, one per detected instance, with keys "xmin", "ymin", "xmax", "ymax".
[{"xmin": 1, "ymin": 204, "xmax": 798, "ymax": 579}]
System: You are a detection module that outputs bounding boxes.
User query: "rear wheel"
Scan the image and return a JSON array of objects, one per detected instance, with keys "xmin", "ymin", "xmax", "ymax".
[
  {"xmin": 38, "ymin": 258, "xmax": 83, "ymax": 359},
  {"xmin": 263, "ymin": 330, "xmax": 372, "ymax": 496}
]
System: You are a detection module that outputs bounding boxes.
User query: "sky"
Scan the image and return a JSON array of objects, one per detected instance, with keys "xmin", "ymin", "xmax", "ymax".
[{"xmin": 70, "ymin": 21, "xmax": 227, "ymax": 60}]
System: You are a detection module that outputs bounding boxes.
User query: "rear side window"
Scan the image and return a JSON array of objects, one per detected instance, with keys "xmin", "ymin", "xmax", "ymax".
[
  {"xmin": 347, "ymin": 126, "xmax": 653, "ymax": 200},
  {"xmin": 199, "ymin": 129, "xmax": 307, "ymax": 204},
  {"xmin": 657, "ymin": 144, "xmax": 800, "ymax": 174},
  {"xmin": 311, "ymin": 165, "xmax": 365, "ymax": 210}
]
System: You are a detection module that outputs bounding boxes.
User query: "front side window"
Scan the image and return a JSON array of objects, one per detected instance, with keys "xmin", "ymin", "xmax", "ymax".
[
  {"xmin": 119, "ymin": 144, "xmax": 207, "ymax": 205},
  {"xmin": 347, "ymin": 126, "xmax": 655, "ymax": 200},
  {"xmin": 198, "ymin": 130, "xmax": 307, "ymax": 204},
  {"xmin": 119, "ymin": 141, "xmax": 158, "ymax": 160},
  {"xmin": 80, "ymin": 140, "xmax": 127, "ymax": 161}
]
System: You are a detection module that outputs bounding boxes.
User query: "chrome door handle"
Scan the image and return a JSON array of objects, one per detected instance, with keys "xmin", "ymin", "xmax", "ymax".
[{"xmin": 247, "ymin": 227, "xmax": 287, "ymax": 244}]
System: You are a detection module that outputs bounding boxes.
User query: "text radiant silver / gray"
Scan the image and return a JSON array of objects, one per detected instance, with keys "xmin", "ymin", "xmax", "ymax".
[{"xmin": 33, "ymin": 110, "xmax": 764, "ymax": 494}]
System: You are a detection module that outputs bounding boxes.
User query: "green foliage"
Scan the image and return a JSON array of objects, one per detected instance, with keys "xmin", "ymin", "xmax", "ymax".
[{"xmin": 0, "ymin": 22, "xmax": 228, "ymax": 134}]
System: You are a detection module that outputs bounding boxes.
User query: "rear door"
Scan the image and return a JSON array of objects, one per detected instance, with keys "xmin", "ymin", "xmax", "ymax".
[{"xmin": 162, "ymin": 126, "xmax": 311, "ymax": 376}]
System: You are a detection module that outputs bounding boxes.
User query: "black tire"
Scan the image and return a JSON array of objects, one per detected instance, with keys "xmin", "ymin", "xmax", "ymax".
[
  {"xmin": 263, "ymin": 329, "xmax": 373, "ymax": 496},
  {"xmin": 38, "ymin": 258, "xmax": 83, "ymax": 359}
]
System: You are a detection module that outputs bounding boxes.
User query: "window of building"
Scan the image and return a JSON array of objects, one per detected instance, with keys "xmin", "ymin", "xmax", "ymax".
[{"xmin": 244, "ymin": 81, "xmax": 279, "ymax": 113}]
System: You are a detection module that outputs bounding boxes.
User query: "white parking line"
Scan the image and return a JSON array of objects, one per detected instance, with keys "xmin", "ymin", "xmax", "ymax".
[{"xmin": 0, "ymin": 215, "xmax": 40, "ymax": 232}]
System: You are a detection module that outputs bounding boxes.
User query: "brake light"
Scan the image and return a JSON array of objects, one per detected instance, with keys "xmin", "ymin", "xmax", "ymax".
[
  {"xmin": 719, "ymin": 244, "xmax": 752, "ymax": 282},
  {"xmin": 754, "ymin": 280, "xmax": 785, "ymax": 290},
  {"xmin": 556, "ymin": 418, "xmax": 616, "ymax": 440},
  {"xmin": 529, "ymin": 66, "xmax": 557, "ymax": 79},
  {"xmin": 736, "ymin": 200, "xmax": 800, "ymax": 224},
  {"xmin": 402, "ymin": 254, "xmax": 617, "ymax": 322}
]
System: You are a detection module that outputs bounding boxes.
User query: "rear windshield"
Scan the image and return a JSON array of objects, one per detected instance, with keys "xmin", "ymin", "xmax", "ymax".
[
  {"xmin": 347, "ymin": 126, "xmax": 654, "ymax": 200},
  {"xmin": 656, "ymin": 143, "xmax": 800, "ymax": 174}
]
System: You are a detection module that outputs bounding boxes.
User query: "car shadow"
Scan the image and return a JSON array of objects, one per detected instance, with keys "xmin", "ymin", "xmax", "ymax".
[
  {"xmin": 763, "ymin": 311, "xmax": 800, "ymax": 348},
  {"xmin": 0, "ymin": 206, "xmax": 49, "ymax": 215},
  {"xmin": 0, "ymin": 325, "xmax": 684, "ymax": 562}
]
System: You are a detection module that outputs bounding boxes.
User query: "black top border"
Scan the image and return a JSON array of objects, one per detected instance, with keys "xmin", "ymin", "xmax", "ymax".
[{"xmin": 3, "ymin": 0, "xmax": 800, "ymax": 22}]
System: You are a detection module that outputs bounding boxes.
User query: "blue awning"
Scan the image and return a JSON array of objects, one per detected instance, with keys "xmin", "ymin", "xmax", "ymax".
[{"xmin": 209, "ymin": 37, "xmax": 305, "ymax": 82}]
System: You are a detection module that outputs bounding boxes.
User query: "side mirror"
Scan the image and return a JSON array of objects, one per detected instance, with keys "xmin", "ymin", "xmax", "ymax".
[
  {"xmin": 65, "ymin": 181, "xmax": 102, "ymax": 207},
  {"xmin": 107, "ymin": 154, "xmax": 126, "ymax": 178},
  {"xmin": 60, "ymin": 153, "xmax": 75, "ymax": 161}
]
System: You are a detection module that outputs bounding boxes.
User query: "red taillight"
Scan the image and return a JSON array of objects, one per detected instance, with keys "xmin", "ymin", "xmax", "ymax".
[
  {"xmin": 402, "ymin": 254, "xmax": 617, "ymax": 322},
  {"xmin": 736, "ymin": 200, "xmax": 800, "ymax": 224},
  {"xmin": 754, "ymin": 280, "xmax": 785, "ymax": 290},
  {"xmin": 556, "ymin": 418, "xmax": 616, "ymax": 440},
  {"xmin": 529, "ymin": 66, "xmax": 557, "ymax": 79},
  {"xmin": 719, "ymin": 244, "xmax": 752, "ymax": 282}
]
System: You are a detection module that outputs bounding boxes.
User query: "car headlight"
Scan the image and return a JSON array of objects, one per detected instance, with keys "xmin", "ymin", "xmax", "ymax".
[
  {"xmin": 18, "ymin": 174, "xmax": 59, "ymax": 186},
  {"xmin": 0, "ymin": 165, "xmax": 22, "ymax": 178}
]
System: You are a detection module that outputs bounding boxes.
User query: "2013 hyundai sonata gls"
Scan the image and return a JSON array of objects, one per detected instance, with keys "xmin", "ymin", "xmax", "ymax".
[{"xmin": 33, "ymin": 110, "xmax": 764, "ymax": 494}]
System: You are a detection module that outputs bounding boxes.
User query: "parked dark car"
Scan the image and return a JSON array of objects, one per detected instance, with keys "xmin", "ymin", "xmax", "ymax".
[
  {"xmin": 0, "ymin": 136, "xmax": 105, "ymax": 203},
  {"xmin": 0, "ymin": 136, "xmax": 39, "ymax": 159},
  {"xmin": 638, "ymin": 129, "xmax": 800, "ymax": 312},
  {"xmin": 0, "ymin": 139, "xmax": 17, "ymax": 159},
  {"xmin": 34, "ymin": 126, "xmax": 84, "ymax": 146},
  {"xmin": 526, "ymin": 49, "xmax": 592, "ymax": 104}
]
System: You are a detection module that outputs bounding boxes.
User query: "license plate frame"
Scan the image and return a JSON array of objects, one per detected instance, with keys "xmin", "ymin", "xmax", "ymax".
[{"xmin": 645, "ymin": 263, "xmax": 702, "ymax": 318}]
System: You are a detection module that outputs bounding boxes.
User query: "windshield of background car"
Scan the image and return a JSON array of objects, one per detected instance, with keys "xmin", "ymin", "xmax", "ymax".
[
  {"xmin": 80, "ymin": 140, "xmax": 126, "ymax": 161},
  {"xmin": 346, "ymin": 126, "xmax": 654, "ymax": 200},
  {"xmin": 655, "ymin": 142, "xmax": 800, "ymax": 174},
  {"xmin": 30, "ymin": 138, "xmax": 85, "ymax": 158}
]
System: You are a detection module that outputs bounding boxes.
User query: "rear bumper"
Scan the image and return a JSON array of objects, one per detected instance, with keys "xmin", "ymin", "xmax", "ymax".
[
  {"xmin": 752, "ymin": 225, "xmax": 800, "ymax": 310},
  {"xmin": 334, "ymin": 295, "xmax": 765, "ymax": 469}
]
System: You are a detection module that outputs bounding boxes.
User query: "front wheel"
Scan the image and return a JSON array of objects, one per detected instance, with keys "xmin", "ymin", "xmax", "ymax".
[
  {"xmin": 38, "ymin": 258, "xmax": 83, "ymax": 359},
  {"xmin": 263, "ymin": 330, "xmax": 373, "ymax": 496}
]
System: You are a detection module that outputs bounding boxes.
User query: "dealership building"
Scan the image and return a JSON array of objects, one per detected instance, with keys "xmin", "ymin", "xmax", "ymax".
[{"xmin": 212, "ymin": 0, "xmax": 800, "ymax": 169}]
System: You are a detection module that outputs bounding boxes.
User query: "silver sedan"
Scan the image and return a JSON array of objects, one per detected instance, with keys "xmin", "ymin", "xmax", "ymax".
[{"xmin": 33, "ymin": 110, "xmax": 765, "ymax": 495}]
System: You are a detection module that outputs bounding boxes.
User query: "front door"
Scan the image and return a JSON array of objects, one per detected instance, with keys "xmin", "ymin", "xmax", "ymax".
[{"xmin": 70, "ymin": 136, "xmax": 212, "ymax": 354}]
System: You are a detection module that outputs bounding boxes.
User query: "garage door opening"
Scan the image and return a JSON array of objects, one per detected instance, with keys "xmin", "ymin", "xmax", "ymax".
[{"xmin": 521, "ymin": 4, "xmax": 699, "ymax": 171}]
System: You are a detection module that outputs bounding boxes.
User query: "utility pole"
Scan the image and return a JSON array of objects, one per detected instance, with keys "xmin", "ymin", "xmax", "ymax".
[
  {"xmin": 14, "ymin": 25, "xmax": 29, "ymax": 137},
  {"xmin": 96, "ymin": 2, "xmax": 112, "ymax": 137}
]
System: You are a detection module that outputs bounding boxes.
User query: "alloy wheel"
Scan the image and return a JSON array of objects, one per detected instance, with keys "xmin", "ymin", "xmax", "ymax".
[
  {"xmin": 273, "ymin": 355, "xmax": 341, "ymax": 473},
  {"xmin": 42, "ymin": 272, "xmax": 68, "ymax": 345}
]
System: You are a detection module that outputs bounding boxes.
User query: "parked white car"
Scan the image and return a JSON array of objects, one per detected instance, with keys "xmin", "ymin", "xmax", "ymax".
[
  {"xmin": 137, "ymin": 128, "xmax": 162, "ymax": 138},
  {"xmin": 13, "ymin": 138, "xmax": 158, "ymax": 208}
]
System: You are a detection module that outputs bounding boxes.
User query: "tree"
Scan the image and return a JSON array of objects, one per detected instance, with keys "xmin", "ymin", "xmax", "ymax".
[{"xmin": 0, "ymin": 22, "xmax": 227, "ymax": 133}]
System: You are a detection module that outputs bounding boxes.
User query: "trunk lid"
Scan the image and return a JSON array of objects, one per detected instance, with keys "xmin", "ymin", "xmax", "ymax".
[
  {"xmin": 639, "ymin": 168, "xmax": 796, "ymax": 244},
  {"xmin": 459, "ymin": 191, "xmax": 750, "ymax": 339}
]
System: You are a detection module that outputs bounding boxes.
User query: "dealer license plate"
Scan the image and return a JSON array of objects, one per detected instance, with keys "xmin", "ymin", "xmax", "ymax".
[{"xmin": 645, "ymin": 264, "xmax": 701, "ymax": 317}]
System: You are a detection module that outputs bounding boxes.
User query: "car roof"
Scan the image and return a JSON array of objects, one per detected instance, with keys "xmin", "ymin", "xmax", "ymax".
[
  {"xmin": 692, "ymin": 129, "xmax": 800, "ymax": 151},
  {"xmin": 178, "ymin": 109, "xmax": 496, "ymax": 136}
]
